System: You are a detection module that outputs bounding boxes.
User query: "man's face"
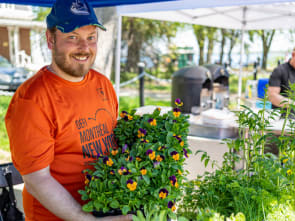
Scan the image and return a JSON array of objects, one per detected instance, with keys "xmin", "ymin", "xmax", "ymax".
[{"xmin": 49, "ymin": 25, "xmax": 98, "ymax": 79}]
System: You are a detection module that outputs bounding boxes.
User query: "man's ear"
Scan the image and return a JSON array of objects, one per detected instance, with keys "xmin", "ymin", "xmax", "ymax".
[{"xmin": 46, "ymin": 29, "xmax": 55, "ymax": 49}]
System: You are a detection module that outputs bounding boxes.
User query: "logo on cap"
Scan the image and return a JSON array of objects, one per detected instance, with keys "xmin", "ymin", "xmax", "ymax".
[{"xmin": 70, "ymin": 0, "xmax": 90, "ymax": 15}]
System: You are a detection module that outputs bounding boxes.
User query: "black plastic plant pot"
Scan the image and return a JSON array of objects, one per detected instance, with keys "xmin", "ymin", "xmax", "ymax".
[
  {"xmin": 93, "ymin": 209, "xmax": 171, "ymax": 220},
  {"xmin": 93, "ymin": 209, "xmax": 137, "ymax": 218}
]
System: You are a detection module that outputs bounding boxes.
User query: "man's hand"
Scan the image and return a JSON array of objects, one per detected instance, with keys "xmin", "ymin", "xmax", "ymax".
[{"xmin": 268, "ymin": 86, "xmax": 292, "ymax": 108}]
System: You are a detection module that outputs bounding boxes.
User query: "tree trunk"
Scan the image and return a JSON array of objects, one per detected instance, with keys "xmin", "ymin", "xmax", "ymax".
[
  {"xmin": 125, "ymin": 18, "xmax": 143, "ymax": 73},
  {"xmin": 206, "ymin": 38, "xmax": 214, "ymax": 64},
  {"xmin": 219, "ymin": 29, "xmax": 226, "ymax": 65},
  {"xmin": 227, "ymin": 30, "xmax": 239, "ymax": 66},
  {"xmin": 228, "ymin": 45, "xmax": 234, "ymax": 66},
  {"xmin": 93, "ymin": 7, "xmax": 117, "ymax": 79},
  {"xmin": 199, "ymin": 46, "xmax": 204, "ymax": 65},
  {"xmin": 261, "ymin": 30, "xmax": 276, "ymax": 70}
]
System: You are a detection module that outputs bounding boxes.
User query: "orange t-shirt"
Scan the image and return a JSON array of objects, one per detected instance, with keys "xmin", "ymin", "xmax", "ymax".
[{"xmin": 5, "ymin": 67, "xmax": 118, "ymax": 221}]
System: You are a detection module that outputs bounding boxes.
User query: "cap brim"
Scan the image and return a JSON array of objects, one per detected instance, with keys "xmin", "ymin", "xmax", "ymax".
[{"xmin": 56, "ymin": 22, "xmax": 106, "ymax": 33}]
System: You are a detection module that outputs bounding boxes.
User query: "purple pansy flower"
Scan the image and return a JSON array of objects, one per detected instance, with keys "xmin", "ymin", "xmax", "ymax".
[
  {"xmin": 141, "ymin": 139, "xmax": 149, "ymax": 143},
  {"xmin": 173, "ymin": 108, "xmax": 181, "ymax": 112},
  {"xmin": 127, "ymin": 179, "xmax": 134, "ymax": 184},
  {"xmin": 86, "ymin": 174, "xmax": 92, "ymax": 181},
  {"xmin": 175, "ymin": 98, "xmax": 183, "ymax": 106},
  {"xmin": 122, "ymin": 144, "xmax": 128, "ymax": 153},
  {"xmin": 137, "ymin": 128, "xmax": 147, "ymax": 138},
  {"xmin": 171, "ymin": 151, "xmax": 178, "ymax": 156},
  {"xmin": 168, "ymin": 201, "xmax": 174, "ymax": 208},
  {"xmin": 146, "ymin": 149, "xmax": 153, "ymax": 155},
  {"xmin": 159, "ymin": 188, "xmax": 169, "ymax": 199},
  {"xmin": 103, "ymin": 156, "xmax": 109, "ymax": 164},
  {"xmin": 168, "ymin": 201, "xmax": 176, "ymax": 211},
  {"xmin": 169, "ymin": 175, "xmax": 177, "ymax": 185},
  {"xmin": 118, "ymin": 166, "xmax": 130, "ymax": 175},
  {"xmin": 173, "ymin": 135, "xmax": 182, "ymax": 142},
  {"xmin": 158, "ymin": 145, "xmax": 166, "ymax": 151},
  {"xmin": 153, "ymin": 161, "xmax": 160, "ymax": 167},
  {"xmin": 183, "ymin": 148, "xmax": 188, "ymax": 158}
]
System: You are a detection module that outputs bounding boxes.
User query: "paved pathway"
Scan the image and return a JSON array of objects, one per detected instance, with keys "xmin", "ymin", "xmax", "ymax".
[{"xmin": 0, "ymin": 149, "xmax": 11, "ymax": 163}]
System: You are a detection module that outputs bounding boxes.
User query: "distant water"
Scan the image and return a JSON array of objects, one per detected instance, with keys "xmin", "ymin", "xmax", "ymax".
[{"xmin": 202, "ymin": 51, "xmax": 288, "ymax": 69}]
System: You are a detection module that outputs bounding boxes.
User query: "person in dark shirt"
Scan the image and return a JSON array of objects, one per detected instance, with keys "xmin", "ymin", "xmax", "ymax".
[{"xmin": 268, "ymin": 48, "xmax": 295, "ymax": 116}]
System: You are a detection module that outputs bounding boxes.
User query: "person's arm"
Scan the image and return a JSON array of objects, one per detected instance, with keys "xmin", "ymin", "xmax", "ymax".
[
  {"xmin": 23, "ymin": 166, "xmax": 132, "ymax": 221},
  {"xmin": 268, "ymin": 86, "xmax": 292, "ymax": 108}
]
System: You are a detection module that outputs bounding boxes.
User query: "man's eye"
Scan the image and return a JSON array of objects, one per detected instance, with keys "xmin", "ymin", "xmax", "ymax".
[
  {"xmin": 68, "ymin": 36, "xmax": 77, "ymax": 40},
  {"xmin": 88, "ymin": 36, "xmax": 96, "ymax": 41}
]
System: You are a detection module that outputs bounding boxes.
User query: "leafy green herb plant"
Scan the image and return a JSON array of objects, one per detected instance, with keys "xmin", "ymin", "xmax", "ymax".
[{"xmin": 177, "ymin": 87, "xmax": 295, "ymax": 220}]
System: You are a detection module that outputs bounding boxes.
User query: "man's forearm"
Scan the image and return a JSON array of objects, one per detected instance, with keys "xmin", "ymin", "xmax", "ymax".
[
  {"xmin": 23, "ymin": 167, "xmax": 98, "ymax": 221},
  {"xmin": 23, "ymin": 167, "xmax": 132, "ymax": 221},
  {"xmin": 269, "ymin": 93, "xmax": 292, "ymax": 108}
]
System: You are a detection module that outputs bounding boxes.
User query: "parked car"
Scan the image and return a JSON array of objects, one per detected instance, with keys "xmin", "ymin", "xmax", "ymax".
[{"xmin": 0, "ymin": 55, "xmax": 33, "ymax": 91}]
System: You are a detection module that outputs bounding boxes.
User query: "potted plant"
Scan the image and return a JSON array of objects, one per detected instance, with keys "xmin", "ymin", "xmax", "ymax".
[
  {"xmin": 177, "ymin": 89, "xmax": 295, "ymax": 220},
  {"xmin": 79, "ymin": 99, "xmax": 191, "ymax": 220}
]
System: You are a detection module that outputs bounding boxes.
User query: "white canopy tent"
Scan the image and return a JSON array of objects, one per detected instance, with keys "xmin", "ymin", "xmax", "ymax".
[{"xmin": 115, "ymin": 0, "xmax": 295, "ymax": 105}]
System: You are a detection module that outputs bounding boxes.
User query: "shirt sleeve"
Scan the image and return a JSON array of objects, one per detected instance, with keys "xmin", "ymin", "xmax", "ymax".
[
  {"xmin": 5, "ymin": 98, "xmax": 55, "ymax": 175},
  {"xmin": 268, "ymin": 67, "xmax": 282, "ymax": 87}
]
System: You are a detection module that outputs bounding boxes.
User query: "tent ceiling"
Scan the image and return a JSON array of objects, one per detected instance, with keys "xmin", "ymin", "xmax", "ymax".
[
  {"xmin": 117, "ymin": 0, "xmax": 295, "ymax": 30},
  {"xmin": 0, "ymin": 0, "xmax": 176, "ymax": 8}
]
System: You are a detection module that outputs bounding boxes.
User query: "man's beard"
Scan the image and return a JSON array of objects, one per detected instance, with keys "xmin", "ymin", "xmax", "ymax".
[{"xmin": 52, "ymin": 47, "xmax": 95, "ymax": 78}]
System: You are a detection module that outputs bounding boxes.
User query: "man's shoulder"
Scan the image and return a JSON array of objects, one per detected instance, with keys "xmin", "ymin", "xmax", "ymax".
[
  {"xmin": 16, "ymin": 67, "xmax": 51, "ymax": 99},
  {"xmin": 89, "ymin": 69, "xmax": 113, "ymax": 84},
  {"xmin": 277, "ymin": 62, "xmax": 291, "ymax": 71},
  {"xmin": 271, "ymin": 62, "xmax": 289, "ymax": 76}
]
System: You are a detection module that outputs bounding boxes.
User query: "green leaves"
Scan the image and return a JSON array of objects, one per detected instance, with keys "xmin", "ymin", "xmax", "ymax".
[
  {"xmin": 122, "ymin": 205, "xmax": 131, "ymax": 215},
  {"xmin": 82, "ymin": 202, "xmax": 93, "ymax": 213},
  {"xmin": 110, "ymin": 200, "xmax": 120, "ymax": 209},
  {"xmin": 94, "ymin": 201, "xmax": 103, "ymax": 211},
  {"xmin": 79, "ymin": 105, "xmax": 190, "ymax": 217},
  {"xmin": 178, "ymin": 91, "xmax": 295, "ymax": 221}
]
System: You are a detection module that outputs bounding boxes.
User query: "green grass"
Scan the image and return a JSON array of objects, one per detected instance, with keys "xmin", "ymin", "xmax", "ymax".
[
  {"xmin": 120, "ymin": 81, "xmax": 171, "ymax": 91},
  {"xmin": 119, "ymin": 96, "xmax": 170, "ymax": 113},
  {"xmin": 0, "ymin": 96, "xmax": 12, "ymax": 151}
]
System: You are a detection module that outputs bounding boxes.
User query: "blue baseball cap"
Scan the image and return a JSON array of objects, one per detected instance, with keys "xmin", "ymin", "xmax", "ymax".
[{"xmin": 46, "ymin": 0, "xmax": 106, "ymax": 33}]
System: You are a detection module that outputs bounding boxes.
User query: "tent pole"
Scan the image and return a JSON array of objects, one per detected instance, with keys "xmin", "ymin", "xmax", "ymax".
[
  {"xmin": 115, "ymin": 14, "xmax": 122, "ymax": 105},
  {"xmin": 238, "ymin": 7, "xmax": 246, "ymax": 108}
]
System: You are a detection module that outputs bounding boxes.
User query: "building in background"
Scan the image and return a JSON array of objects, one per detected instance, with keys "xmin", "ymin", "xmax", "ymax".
[{"xmin": 0, "ymin": 4, "xmax": 46, "ymax": 71}]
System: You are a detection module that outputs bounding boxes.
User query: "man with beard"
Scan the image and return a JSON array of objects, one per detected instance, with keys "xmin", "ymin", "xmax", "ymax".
[
  {"xmin": 5, "ymin": 0, "xmax": 132, "ymax": 220},
  {"xmin": 268, "ymin": 48, "xmax": 295, "ymax": 119}
]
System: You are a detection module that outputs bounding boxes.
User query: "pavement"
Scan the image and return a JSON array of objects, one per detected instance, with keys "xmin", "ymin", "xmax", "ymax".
[{"xmin": 0, "ymin": 149, "xmax": 11, "ymax": 163}]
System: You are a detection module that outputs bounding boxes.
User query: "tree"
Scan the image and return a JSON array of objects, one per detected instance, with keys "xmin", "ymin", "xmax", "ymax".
[
  {"xmin": 219, "ymin": 29, "xmax": 228, "ymax": 65},
  {"xmin": 192, "ymin": 25, "xmax": 206, "ymax": 65},
  {"xmin": 206, "ymin": 27, "xmax": 218, "ymax": 64},
  {"xmin": 254, "ymin": 30, "xmax": 276, "ymax": 69},
  {"xmin": 227, "ymin": 30, "xmax": 240, "ymax": 66},
  {"xmin": 33, "ymin": 7, "xmax": 50, "ymax": 21},
  {"xmin": 93, "ymin": 7, "xmax": 118, "ymax": 78},
  {"xmin": 122, "ymin": 17, "xmax": 181, "ymax": 73}
]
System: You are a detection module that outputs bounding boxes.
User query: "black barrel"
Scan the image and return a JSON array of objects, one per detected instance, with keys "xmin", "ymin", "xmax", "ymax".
[
  {"xmin": 171, "ymin": 66, "xmax": 212, "ymax": 113},
  {"xmin": 203, "ymin": 64, "xmax": 229, "ymax": 86}
]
